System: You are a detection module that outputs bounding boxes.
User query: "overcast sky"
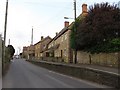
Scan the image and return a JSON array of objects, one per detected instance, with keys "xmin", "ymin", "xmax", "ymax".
[{"xmin": 0, "ymin": 0, "xmax": 119, "ymax": 55}]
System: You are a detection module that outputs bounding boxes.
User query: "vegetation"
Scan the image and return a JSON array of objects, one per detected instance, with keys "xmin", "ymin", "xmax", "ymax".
[
  {"xmin": 71, "ymin": 2, "xmax": 120, "ymax": 54},
  {"xmin": 4, "ymin": 45, "xmax": 15, "ymax": 63},
  {"xmin": 2, "ymin": 41, "xmax": 15, "ymax": 75}
]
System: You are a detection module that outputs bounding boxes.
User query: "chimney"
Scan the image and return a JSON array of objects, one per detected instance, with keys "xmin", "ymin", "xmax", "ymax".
[
  {"xmin": 64, "ymin": 21, "xmax": 69, "ymax": 27},
  {"xmin": 41, "ymin": 36, "xmax": 44, "ymax": 40},
  {"xmin": 82, "ymin": 4, "xmax": 87, "ymax": 13},
  {"xmin": 56, "ymin": 32, "xmax": 58, "ymax": 36}
]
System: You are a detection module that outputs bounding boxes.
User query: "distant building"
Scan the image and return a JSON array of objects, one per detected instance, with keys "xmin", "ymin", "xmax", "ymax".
[
  {"xmin": 27, "ymin": 45, "xmax": 35, "ymax": 60},
  {"xmin": 118, "ymin": 1, "xmax": 120, "ymax": 9},
  {"xmin": 0, "ymin": 35, "xmax": 3, "ymax": 58},
  {"xmin": 23, "ymin": 45, "xmax": 35, "ymax": 60},
  {"xmin": 22, "ymin": 46, "xmax": 28, "ymax": 59},
  {"xmin": 0, "ymin": 34, "xmax": 3, "ymax": 77},
  {"xmin": 39, "ymin": 36, "xmax": 52, "ymax": 58},
  {"xmin": 34, "ymin": 36, "xmax": 52, "ymax": 60}
]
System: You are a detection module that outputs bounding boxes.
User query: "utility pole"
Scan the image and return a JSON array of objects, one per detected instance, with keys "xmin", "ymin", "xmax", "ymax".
[
  {"xmin": 31, "ymin": 27, "xmax": 33, "ymax": 45},
  {"xmin": 74, "ymin": 0, "xmax": 77, "ymax": 64},
  {"xmin": 3, "ymin": 0, "xmax": 9, "ymax": 72},
  {"xmin": 8, "ymin": 39, "xmax": 10, "ymax": 45}
]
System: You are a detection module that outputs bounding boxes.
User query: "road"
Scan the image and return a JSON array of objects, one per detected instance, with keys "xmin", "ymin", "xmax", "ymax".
[{"xmin": 3, "ymin": 59, "xmax": 109, "ymax": 88}]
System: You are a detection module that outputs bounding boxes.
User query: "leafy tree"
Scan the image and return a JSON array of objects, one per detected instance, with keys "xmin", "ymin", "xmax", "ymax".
[
  {"xmin": 70, "ymin": 16, "xmax": 85, "ymax": 49},
  {"xmin": 20, "ymin": 53, "xmax": 22, "ymax": 56},
  {"xmin": 7, "ymin": 45, "xmax": 15, "ymax": 59},
  {"xmin": 75, "ymin": 2, "xmax": 120, "ymax": 53},
  {"xmin": 70, "ymin": 16, "xmax": 85, "ymax": 63}
]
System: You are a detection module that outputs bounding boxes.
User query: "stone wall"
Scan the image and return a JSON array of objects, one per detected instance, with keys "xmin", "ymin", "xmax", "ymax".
[{"xmin": 76, "ymin": 51, "xmax": 119, "ymax": 67}]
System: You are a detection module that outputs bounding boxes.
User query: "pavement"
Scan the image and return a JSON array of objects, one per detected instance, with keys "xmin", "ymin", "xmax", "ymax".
[{"xmin": 2, "ymin": 59, "xmax": 110, "ymax": 88}]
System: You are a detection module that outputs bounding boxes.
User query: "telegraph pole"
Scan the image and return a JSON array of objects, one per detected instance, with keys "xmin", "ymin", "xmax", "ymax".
[
  {"xmin": 31, "ymin": 27, "xmax": 33, "ymax": 45},
  {"xmin": 8, "ymin": 39, "xmax": 10, "ymax": 45},
  {"xmin": 74, "ymin": 0, "xmax": 77, "ymax": 64},
  {"xmin": 3, "ymin": 0, "xmax": 9, "ymax": 73}
]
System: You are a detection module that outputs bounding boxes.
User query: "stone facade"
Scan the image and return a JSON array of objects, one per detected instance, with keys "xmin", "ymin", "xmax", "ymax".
[
  {"xmin": 22, "ymin": 46, "xmax": 28, "ymax": 59},
  {"xmin": 34, "ymin": 36, "xmax": 52, "ymax": 60},
  {"xmin": 34, "ymin": 41, "xmax": 41, "ymax": 59},
  {"xmin": 40, "ymin": 36, "xmax": 52, "ymax": 58},
  {"xmin": 27, "ymin": 45, "xmax": 35, "ymax": 60},
  {"xmin": 54, "ymin": 29, "xmax": 72, "ymax": 63},
  {"xmin": 47, "ymin": 39, "xmax": 55, "ymax": 57},
  {"xmin": 46, "ymin": 22, "xmax": 73, "ymax": 63}
]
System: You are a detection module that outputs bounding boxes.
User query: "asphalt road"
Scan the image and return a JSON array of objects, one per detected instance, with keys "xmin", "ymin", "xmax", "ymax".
[{"xmin": 3, "ymin": 59, "xmax": 110, "ymax": 88}]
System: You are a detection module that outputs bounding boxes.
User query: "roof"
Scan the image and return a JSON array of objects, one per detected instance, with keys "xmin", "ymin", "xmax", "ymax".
[
  {"xmin": 34, "ymin": 36, "xmax": 52, "ymax": 46},
  {"xmin": 54, "ymin": 27, "xmax": 68, "ymax": 40},
  {"xmin": 47, "ymin": 22, "xmax": 74, "ymax": 45},
  {"xmin": 46, "ymin": 44, "xmax": 60, "ymax": 52},
  {"xmin": 34, "ymin": 40, "xmax": 41, "ymax": 46},
  {"xmin": 47, "ymin": 12, "xmax": 88, "ymax": 44}
]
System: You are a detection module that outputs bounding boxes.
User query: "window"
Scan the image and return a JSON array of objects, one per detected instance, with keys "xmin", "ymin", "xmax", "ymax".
[{"xmin": 43, "ymin": 45, "xmax": 46, "ymax": 49}]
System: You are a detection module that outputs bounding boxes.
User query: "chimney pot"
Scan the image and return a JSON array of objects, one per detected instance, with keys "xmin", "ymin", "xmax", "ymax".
[
  {"xmin": 56, "ymin": 32, "xmax": 58, "ymax": 36},
  {"xmin": 64, "ymin": 21, "xmax": 69, "ymax": 27},
  {"xmin": 82, "ymin": 4, "xmax": 87, "ymax": 13},
  {"xmin": 41, "ymin": 36, "xmax": 44, "ymax": 40}
]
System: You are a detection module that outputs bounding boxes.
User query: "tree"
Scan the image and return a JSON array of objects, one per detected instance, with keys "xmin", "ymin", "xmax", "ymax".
[
  {"xmin": 70, "ymin": 16, "xmax": 85, "ymax": 63},
  {"xmin": 7, "ymin": 45, "xmax": 15, "ymax": 59},
  {"xmin": 75, "ymin": 2, "xmax": 120, "ymax": 53}
]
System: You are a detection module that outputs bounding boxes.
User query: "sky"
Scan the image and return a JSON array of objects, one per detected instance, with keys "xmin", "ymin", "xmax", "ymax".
[{"xmin": 0, "ymin": 0, "xmax": 119, "ymax": 55}]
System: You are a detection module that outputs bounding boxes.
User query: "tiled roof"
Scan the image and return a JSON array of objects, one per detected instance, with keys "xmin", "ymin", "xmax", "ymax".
[
  {"xmin": 54, "ymin": 27, "xmax": 68, "ymax": 40},
  {"xmin": 34, "ymin": 36, "xmax": 52, "ymax": 45},
  {"xmin": 47, "ymin": 44, "xmax": 60, "ymax": 52}
]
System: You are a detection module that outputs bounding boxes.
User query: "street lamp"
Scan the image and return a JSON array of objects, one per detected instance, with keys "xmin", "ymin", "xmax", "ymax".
[{"xmin": 64, "ymin": 17, "xmax": 74, "ymax": 19}]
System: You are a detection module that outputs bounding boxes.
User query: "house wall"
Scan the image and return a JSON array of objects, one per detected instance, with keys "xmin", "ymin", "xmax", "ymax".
[
  {"xmin": 47, "ymin": 40, "xmax": 55, "ymax": 57},
  {"xmin": 27, "ymin": 45, "xmax": 35, "ymax": 60},
  {"xmin": 23, "ymin": 47, "xmax": 28, "ymax": 59},
  {"xmin": 35, "ymin": 43, "xmax": 41, "ymax": 59},
  {"xmin": 54, "ymin": 30, "xmax": 71, "ymax": 63},
  {"xmin": 48, "ymin": 40, "xmax": 54, "ymax": 49},
  {"xmin": 35, "ymin": 37, "xmax": 52, "ymax": 60},
  {"xmin": 40, "ymin": 38, "xmax": 51, "ymax": 57}
]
